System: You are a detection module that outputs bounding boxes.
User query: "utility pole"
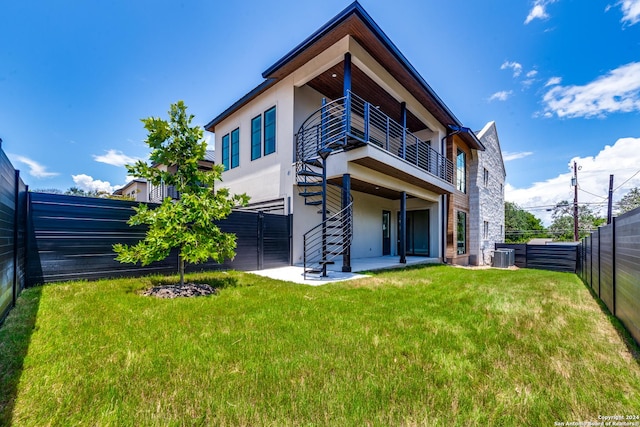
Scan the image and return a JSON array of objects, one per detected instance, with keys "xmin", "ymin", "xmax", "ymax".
[
  {"xmin": 607, "ymin": 174, "xmax": 614, "ymax": 224},
  {"xmin": 572, "ymin": 161, "xmax": 579, "ymax": 241}
]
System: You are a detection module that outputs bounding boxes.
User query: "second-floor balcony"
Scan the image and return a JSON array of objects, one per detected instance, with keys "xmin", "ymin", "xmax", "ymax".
[
  {"xmin": 297, "ymin": 91, "xmax": 454, "ymax": 186},
  {"xmin": 148, "ymin": 182, "xmax": 179, "ymax": 203}
]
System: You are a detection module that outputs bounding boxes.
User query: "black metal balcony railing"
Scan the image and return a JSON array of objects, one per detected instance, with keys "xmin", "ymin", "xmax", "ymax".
[
  {"xmin": 148, "ymin": 182, "xmax": 179, "ymax": 203},
  {"xmin": 296, "ymin": 91, "xmax": 454, "ymax": 185}
]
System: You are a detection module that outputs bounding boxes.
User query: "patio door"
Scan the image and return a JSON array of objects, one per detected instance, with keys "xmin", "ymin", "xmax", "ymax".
[
  {"xmin": 397, "ymin": 209, "xmax": 430, "ymax": 256},
  {"xmin": 382, "ymin": 210, "xmax": 391, "ymax": 255}
]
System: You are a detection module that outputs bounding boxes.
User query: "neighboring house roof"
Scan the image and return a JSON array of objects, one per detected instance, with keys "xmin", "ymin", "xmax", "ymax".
[
  {"xmin": 204, "ymin": 1, "xmax": 483, "ymax": 151},
  {"xmin": 476, "ymin": 121, "xmax": 506, "ymax": 178},
  {"xmin": 203, "ymin": 149, "xmax": 215, "ymax": 163},
  {"xmin": 114, "ymin": 178, "xmax": 147, "ymax": 195}
]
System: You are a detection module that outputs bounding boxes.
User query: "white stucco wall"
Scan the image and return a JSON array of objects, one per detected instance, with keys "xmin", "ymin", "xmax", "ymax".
[
  {"xmin": 291, "ymin": 188, "xmax": 440, "ymax": 264},
  {"xmin": 214, "ymin": 77, "xmax": 296, "ymax": 207}
]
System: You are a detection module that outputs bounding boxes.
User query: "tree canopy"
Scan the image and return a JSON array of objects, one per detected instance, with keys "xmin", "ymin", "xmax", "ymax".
[
  {"xmin": 114, "ymin": 101, "xmax": 248, "ymax": 285},
  {"xmin": 547, "ymin": 200, "xmax": 605, "ymax": 241},
  {"xmin": 504, "ymin": 201, "xmax": 546, "ymax": 243},
  {"xmin": 616, "ymin": 187, "xmax": 640, "ymax": 215}
]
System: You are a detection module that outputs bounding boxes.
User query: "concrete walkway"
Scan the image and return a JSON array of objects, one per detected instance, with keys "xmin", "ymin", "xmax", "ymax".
[{"xmin": 249, "ymin": 256, "xmax": 439, "ymax": 286}]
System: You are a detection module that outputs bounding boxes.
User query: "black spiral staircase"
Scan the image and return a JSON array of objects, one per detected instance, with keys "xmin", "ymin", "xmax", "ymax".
[
  {"xmin": 296, "ymin": 97, "xmax": 354, "ymax": 278},
  {"xmin": 295, "ymin": 92, "xmax": 455, "ymax": 278}
]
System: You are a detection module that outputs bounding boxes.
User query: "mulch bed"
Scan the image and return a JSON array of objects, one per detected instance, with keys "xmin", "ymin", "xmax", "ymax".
[{"xmin": 142, "ymin": 283, "xmax": 218, "ymax": 298}]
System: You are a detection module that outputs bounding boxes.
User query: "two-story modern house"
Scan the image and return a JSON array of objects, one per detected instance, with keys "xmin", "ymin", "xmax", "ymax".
[{"xmin": 206, "ymin": 2, "xmax": 504, "ymax": 277}]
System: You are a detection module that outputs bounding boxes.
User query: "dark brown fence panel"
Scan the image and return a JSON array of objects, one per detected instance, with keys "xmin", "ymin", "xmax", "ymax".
[
  {"xmin": 27, "ymin": 192, "xmax": 177, "ymax": 284},
  {"xmin": 592, "ymin": 232, "xmax": 600, "ymax": 296},
  {"xmin": 614, "ymin": 210, "xmax": 640, "ymax": 345},
  {"xmin": 15, "ymin": 178, "xmax": 27, "ymax": 301},
  {"xmin": 186, "ymin": 211, "xmax": 261, "ymax": 273},
  {"xmin": 0, "ymin": 147, "xmax": 28, "ymax": 324},
  {"xmin": 526, "ymin": 244, "xmax": 578, "ymax": 273},
  {"xmin": 599, "ymin": 225, "xmax": 615, "ymax": 314},
  {"xmin": 263, "ymin": 213, "xmax": 291, "ymax": 269},
  {"xmin": 27, "ymin": 193, "xmax": 291, "ymax": 284},
  {"xmin": 495, "ymin": 243, "xmax": 526, "ymax": 267},
  {"xmin": 0, "ymin": 150, "xmax": 16, "ymax": 321},
  {"xmin": 495, "ymin": 243, "xmax": 578, "ymax": 273},
  {"xmin": 585, "ymin": 235, "xmax": 592, "ymax": 287}
]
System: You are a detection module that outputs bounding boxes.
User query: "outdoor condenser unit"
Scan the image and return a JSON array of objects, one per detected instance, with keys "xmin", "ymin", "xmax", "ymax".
[{"xmin": 492, "ymin": 250, "xmax": 510, "ymax": 268}]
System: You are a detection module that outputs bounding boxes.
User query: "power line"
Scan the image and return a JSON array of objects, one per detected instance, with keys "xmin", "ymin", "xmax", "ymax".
[
  {"xmin": 578, "ymin": 187, "xmax": 607, "ymax": 200},
  {"xmin": 612, "ymin": 169, "xmax": 640, "ymax": 193}
]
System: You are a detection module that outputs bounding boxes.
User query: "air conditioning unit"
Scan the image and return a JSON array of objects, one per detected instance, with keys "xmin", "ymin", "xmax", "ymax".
[{"xmin": 492, "ymin": 250, "xmax": 510, "ymax": 268}]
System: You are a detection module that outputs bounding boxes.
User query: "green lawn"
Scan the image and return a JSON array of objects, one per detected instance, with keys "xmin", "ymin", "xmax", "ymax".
[{"xmin": 1, "ymin": 265, "xmax": 639, "ymax": 426}]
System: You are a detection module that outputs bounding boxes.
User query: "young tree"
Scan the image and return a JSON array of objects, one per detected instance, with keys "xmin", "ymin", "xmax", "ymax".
[
  {"xmin": 616, "ymin": 187, "xmax": 640, "ymax": 215},
  {"xmin": 114, "ymin": 101, "xmax": 248, "ymax": 285}
]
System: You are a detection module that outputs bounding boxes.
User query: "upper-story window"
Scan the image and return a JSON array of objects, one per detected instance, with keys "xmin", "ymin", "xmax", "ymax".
[
  {"xmin": 249, "ymin": 106, "xmax": 276, "ymax": 160},
  {"xmin": 456, "ymin": 149, "xmax": 466, "ymax": 193},
  {"xmin": 483, "ymin": 168, "xmax": 489, "ymax": 187},
  {"xmin": 264, "ymin": 106, "xmax": 276, "ymax": 155},
  {"xmin": 251, "ymin": 115, "xmax": 262, "ymax": 161},
  {"xmin": 230, "ymin": 128, "xmax": 240, "ymax": 169},
  {"xmin": 222, "ymin": 133, "xmax": 230, "ymax": 171}
]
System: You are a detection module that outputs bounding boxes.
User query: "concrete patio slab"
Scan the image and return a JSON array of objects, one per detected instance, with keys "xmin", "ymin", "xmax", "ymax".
[{"xmin": 249, "ymin": 256, "xmax": 439, "ymax": 285}]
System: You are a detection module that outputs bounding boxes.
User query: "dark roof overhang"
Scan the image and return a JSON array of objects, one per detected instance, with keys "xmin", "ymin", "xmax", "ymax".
[{"xmin": 206, "ymin": 1, "xmax": 483, "ymax": 150}]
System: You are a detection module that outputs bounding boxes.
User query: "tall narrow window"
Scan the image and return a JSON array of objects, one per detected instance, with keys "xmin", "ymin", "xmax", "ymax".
[
  {"xmin": 251, "ymin": 115, "xmax": 262, "ymax": 160},
  {"xmin": 483, "ymin": 221, "xmax": 489, "ymax": 240},
  {"xmin": 457, "ymin": 211, "xmax": 467, "ymax": 255},
  {"xmin": 483, "ymin": 168, "xmax": 489, "ymax": 187},
  {"xmin": 456, "ymin": 149, "xmax": 466, "ymax": 193},
  {"xmin": 264, "ymin": 106, "xmax": 276, "ymax": 155},
  {"xmin": 221, "ymin": 133, "xmax": 230, "ymax": 171},
  {"xmin": 230, "ymin": 128, "xmax": 240, "ymax": 169}
]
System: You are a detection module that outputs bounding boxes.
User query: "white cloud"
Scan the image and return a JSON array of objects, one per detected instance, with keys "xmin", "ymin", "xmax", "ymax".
[
  {"xmin": 506, "ymin": 137, "xmax": 640, "ymax": 224},
  {"xmin": 542, "ymin": 62, "xmax": 640, "ymax": 118},
  {"xmin": 488, "ymin": 90, "xmax": 513, "ymax": 102},
  {"xmin": 619, "ymin": 0, "xmax": 640, "ymax": 26},
  {"xmin": 93, "ymin": 149, "xmax": 140, "ymax": 167},
  {"xmin": 503, "ymin": 151, "xmax": 534, "ymax": 161},
  {"xmin": 10, "ymin": 155, "xmax": 59, "ymax": 178},
  {"xmin": 525, "ymin": 0, "xmax": 557, "ymax": 24},
  {"xmin": 72, "ymin": 174, "xmax": 118, "ymax": 193},
  {"xmin": 545, "ymin": 76, "xmax": 562, "ymax": 87},
  {"xmin": 526, "ymin": 70, "xmax": 538, "ymax": 78},
  {"xmin": 501, "ymin": 61, "xmax": 523, "ymax": 77}
]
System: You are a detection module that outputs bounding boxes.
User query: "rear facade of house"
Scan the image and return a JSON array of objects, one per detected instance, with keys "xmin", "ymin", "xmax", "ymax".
[{"xmin": 206, "ymin": 2, "xmax": 504, "ymax": 276}]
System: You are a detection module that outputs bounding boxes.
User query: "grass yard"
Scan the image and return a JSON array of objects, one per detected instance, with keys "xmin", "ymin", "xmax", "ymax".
[{"xmin": 1, "ymin": 265, "xmax": 639, "ymax": 426}]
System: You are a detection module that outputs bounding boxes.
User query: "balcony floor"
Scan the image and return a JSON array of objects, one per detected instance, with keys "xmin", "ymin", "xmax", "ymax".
[{"xmin": 249, "ymin": 255, "xmax": 440, "ymax": 286}]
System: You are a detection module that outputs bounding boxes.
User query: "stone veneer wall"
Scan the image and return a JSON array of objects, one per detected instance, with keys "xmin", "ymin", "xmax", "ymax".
[{"xmin": 469, "ymin": 122, "xmax": 505, "ymax": 265}]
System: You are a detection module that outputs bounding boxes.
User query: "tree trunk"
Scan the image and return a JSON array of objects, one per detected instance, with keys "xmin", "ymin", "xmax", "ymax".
[{"xmin": 179, "ymin": 254, "xmax": 185, "ymax": 286}]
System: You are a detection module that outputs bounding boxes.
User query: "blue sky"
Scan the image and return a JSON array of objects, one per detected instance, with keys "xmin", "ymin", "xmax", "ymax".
[{"xmin": 1, "ymin": 0, "xmax": 639, "ymax": 223}]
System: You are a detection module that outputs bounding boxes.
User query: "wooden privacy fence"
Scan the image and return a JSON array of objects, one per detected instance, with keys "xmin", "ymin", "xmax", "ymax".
[
  {"xmin": 495, "ymin": 243, "xmax": 579, "ymax": 273},
  {"xmin": 580, "ymin": 209, "xmax": 640, "ymax": 346}
]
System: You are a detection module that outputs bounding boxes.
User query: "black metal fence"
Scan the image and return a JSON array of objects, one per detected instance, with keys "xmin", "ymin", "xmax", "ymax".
[
  {"xmin": 0, "ymin": 144, "xmax": 28, "ymax": 324},
  {"xmin": 28, "ymin": 192, "xmax": 291, "ymax": 285},
  {"xmin": 495, "ymin": 243, "xmax": 579, "ymax": 273},
  {"xmin": 580, "ymin": 209, "xmax": 640, "ymax": 346}
]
